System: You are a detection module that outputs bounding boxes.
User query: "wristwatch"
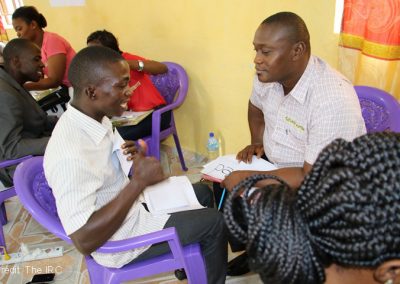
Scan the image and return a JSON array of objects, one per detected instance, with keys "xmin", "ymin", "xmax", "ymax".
[{"xmin": 137, "ymin": 60, "xmax": 144, "ymax": 72}]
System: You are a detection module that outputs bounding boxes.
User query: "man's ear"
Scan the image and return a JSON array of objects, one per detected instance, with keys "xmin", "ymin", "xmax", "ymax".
[
  {"xmin": 11, "ymin": 56, "xmax": 21, "ymax": 70},
  {"xmin": 292, "ymin": 41, "xmax": 306, "ymax": 61},
  {"xmin": 84, "ymin": 86, "xmax": 96, "ymax": 100},
  {"xmin": 374, "ymin": 260, "xmax": 400, "ymax": 283}
]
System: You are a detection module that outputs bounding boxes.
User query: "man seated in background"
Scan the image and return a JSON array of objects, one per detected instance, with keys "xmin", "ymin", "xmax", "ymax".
[
  {"xmin": 44, "ymin": 46, "xmax": 227, "ymax": 284},
  {"xmin": 0, "ymin": 38, "xmax": 57, "ymax": 187},
  {"xmin": 221, "ymin": 11, "xmax": 366, "ymax": 276}
]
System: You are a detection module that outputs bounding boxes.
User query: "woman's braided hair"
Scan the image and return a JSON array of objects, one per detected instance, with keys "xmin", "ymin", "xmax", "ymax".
[{"xmin": 224, "ymin": 132, "xmax": 400, "ymax": 284}]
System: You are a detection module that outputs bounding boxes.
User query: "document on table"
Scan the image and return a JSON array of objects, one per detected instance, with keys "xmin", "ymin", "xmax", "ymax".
[
  {"xmin": 201, "ymin": 154, "xmax": 277, "ymax": 182},
  {"xmin": 113, "ymin": 129, "xmax": 133, "ymax": 176},
  {"xmin": 144, "ymin": 176, "xmax": 205, "ymax": 216},
  {"xmin": 111, "ymin": 110, "xmax": 153, "ymax": 127}
]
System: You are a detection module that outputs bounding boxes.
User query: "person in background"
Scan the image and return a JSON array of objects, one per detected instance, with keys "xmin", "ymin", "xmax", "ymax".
[
  {"xmin": 218, "ymin": 11, "xmax": 366, "ymax": 276},
  {"xmin": 224, "ymin": 132, "xmax": 400, "ymax": 284},
  {"xmin": 12, "ymin": 6, "xmax": 76, "ymax": 95},
  {"xmin": 86, "ymin": 30, "xmax": 170, "ymax": 141},
  {"xmin": 0, "ymin": 38, "xmax": 57, "ymax": 186},
  {"xmin": 44, "ymin": 46, "xmax": 227, "ymax": 283}
]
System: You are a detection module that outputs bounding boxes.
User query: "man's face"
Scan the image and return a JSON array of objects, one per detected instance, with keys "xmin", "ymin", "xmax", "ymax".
[
  {"xmin": 93, "ymin": 61, "xmax": 131, "ymax": 118},
  {"xmin": 253, "ymin": 23, "xmax": 296, "ymax": 84},
  {"xmin": 18, "ymin": 44, "xmax": 44, "ymax": 83}
]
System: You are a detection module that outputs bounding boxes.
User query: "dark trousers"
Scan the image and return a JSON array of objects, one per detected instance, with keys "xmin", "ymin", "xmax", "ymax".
[
  {"xmin": 134, "ymin": 183, "xmax": 228, "ymax": 284},
  {"xmin": 117, "ymin": 109, "xmax": 172, "ymax": 141},
  {"xmin": 212, "ymin": 154, "xmax": 270, "ymax": 252}
]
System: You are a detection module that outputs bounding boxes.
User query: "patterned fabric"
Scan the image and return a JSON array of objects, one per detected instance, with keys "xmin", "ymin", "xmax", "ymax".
[
  {"xmin": 44, "ymin": 105, "xmax": 169, "ymax": 268},
  {"xmin": 151, "ymin": 69, "xmax": 179, "ymax": 104},
  {"xmin": 250, "ymin": 55, "xmax": 366, "ymax": 168},
  {"xmin": 32, "ymin": 171, "xmax": 58, "ymax": 218},
  {"xmin": 338, "ymin": 0, "xmax": 400, "ymax": 99}
]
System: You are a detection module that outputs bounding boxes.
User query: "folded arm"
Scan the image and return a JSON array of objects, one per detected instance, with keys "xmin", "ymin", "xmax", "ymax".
[{"xmin": 127, "ymin": 59, "xmax": 168, "ymax": 75}]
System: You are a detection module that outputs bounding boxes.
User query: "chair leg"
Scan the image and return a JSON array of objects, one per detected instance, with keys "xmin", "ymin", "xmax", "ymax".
[
  {"xmin": 0, "ymin": 221, "xmax": 5, "ymax": 248},
  {"xmin": 0, "ymin": 202, "xmax": 7, "ymax": 225},
  {"xmin": 172, "ymin": 133, "xmax": 187, "ymax": 171},
  {"xmin": 184, "ymin": 244, "xmax": 207, "ymax": 284}
]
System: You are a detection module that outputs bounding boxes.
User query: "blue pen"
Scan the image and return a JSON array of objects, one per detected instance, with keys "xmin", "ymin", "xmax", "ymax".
[{"xmin": 218, "ymin": 188, "xmax": 226, "ymax": 211}]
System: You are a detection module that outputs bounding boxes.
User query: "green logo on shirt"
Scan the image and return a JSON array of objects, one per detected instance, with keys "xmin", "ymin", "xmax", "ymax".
[{"xmin": 285, "ymin": 116, "xmax": 304, "ymax": 131}]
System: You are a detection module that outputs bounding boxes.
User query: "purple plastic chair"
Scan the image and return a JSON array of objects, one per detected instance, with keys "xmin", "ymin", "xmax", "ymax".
[
  {"xmin": 14, "ymin": 157, "xmax": 207, "ymax": 284},
  {"xmin": 355, "ymin": 85, "xmax": 400, "ymax": 133},
  {"xmin": 0, "ymin": 155, "xmax": 32, "ymax": 248},
  {"xmin": 147, "ymin": 62, "xmax": 188, "ymax": 171}
]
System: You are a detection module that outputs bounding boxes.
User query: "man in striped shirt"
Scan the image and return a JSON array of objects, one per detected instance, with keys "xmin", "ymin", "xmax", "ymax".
[{"xmin": 44, "ymin": 46, "xmax": 227, "ymax": 283}]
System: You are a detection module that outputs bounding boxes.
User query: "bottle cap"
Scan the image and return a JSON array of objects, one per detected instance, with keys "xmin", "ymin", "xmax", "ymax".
[{"xmin": 209, "ymin": 132, "xmax": 214, "ymax": 137}]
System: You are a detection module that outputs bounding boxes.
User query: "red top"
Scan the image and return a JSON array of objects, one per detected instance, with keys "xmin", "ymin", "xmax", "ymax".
[{"xmin": 122, "ymin": 52, "xmax": 166, "ymax": 111}]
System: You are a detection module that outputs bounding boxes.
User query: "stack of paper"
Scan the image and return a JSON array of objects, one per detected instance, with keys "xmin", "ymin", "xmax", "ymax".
[
  {"xmin": 201, "ymin": 154, "xmax": 277, "ymax": 182},
  {"xmin": 144, "ymin": 176, "xmax": 205, "ymax": 215},
  {"xmin": 111, "ymin": 110, "xmax": 153, "ymax": 127}
]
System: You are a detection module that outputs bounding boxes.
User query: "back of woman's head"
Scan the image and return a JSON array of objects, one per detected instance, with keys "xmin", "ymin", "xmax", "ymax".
[
  {"xmin": 12, "ymin": 6, "xmax": 47, "ymax": 28},
  {"xmin": 224, "ymin": 132, "xmax": 400, "ymax": 284},
  {"xmin": 86, "ymin": 30, "xmax": 121, "ymax": 53}
]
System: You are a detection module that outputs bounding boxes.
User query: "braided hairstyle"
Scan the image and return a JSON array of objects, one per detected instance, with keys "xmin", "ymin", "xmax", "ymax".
[{"xmin": 224, "ymin": 132, "xmax": 400, "ymax": 284}]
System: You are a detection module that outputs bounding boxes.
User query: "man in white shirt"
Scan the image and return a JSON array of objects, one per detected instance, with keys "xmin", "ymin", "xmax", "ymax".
[
  {"xmin": 44, "ymin": 46, "xmax": 227, "ymax": 283},
  {"xmin": 222, "ymin": 11, "xmax": 366, "ymax": 276}
]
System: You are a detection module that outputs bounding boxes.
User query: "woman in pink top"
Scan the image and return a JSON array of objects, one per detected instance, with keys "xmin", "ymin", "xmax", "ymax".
[{"xmin": 12, "ymin": 6, "xmax": 76, "ymax": 91}]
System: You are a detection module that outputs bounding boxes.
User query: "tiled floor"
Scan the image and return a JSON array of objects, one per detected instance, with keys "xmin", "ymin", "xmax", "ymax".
[{"xmin": 0, "ymin": 144, "xmax": 262, "ymax": 284}]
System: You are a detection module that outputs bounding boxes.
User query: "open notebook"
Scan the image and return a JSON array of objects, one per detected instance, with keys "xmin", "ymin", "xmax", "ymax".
[
  {"xmin": 143, "ymin": 176, "xmax": 205, "ymax": 216},
  {"xmin": 201, "ymin": 154, "xmax": 277, "ymax": 182}
]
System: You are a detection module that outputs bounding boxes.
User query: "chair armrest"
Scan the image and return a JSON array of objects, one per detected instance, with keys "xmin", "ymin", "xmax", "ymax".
[
  {"xmin": 0, "ymin": 155, "xmax": 33, "ymax": 169},
  {"xmin": 96, "ymin": 227, "xmax": 179, "ymax": 253}
]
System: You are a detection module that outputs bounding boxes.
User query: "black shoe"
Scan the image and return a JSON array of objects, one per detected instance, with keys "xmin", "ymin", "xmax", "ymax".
[
  {"xmin": 174, "ymin": 268, "xmax": 187, "ymax": 280},
  {"xmin": 227, "ymin": 252, "xmax": 250, "ymax": 276}
]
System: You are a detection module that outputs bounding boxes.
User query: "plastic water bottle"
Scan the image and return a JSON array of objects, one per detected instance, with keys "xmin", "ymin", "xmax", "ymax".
[{"xmin": 206, "ymin": 132, "xmax": 220, "ymax": 161}]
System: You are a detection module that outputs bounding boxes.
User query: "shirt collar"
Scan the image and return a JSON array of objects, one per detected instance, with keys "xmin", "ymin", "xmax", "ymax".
[
  {"xmin": 66, "ymin": 105, "xmax": 112, "ymax": 145},
  {"xmin": 287, "ymin": 55, "xmax": 316, "ymax": 105}
]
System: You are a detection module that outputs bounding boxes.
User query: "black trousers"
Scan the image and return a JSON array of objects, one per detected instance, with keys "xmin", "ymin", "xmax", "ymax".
[
  {"xmin": 117, "ymin": 109, "xmax": 172, "ymax": 141},
  {"xmin": 133, "ymin": 183, "xmax": 228, "ymax": 284},
  {"xmin": 213, "ymin": 153, "xmax": 270, "ymax": 252}
]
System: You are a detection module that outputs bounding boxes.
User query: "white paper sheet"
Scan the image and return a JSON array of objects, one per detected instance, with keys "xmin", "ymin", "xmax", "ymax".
[
  {"xmin": 201, "ymin": 154, "xmax": 277, "ymax": 182},
  {"xmin": 144, "ymin": 176, "xmax": 205, "ymax": 215},
  {"xmin": 112, "ymin": 129, "xmax": 133, "ymax": 176}
]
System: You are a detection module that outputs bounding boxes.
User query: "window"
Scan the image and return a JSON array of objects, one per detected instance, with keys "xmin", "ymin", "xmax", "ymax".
[
  {"xmin": 334, "ymin": 0, "xmax": 344, "ymax": 34},
  {"xmin": 0, "ymin": 0, "xmax": 23, "ymax": 29}
]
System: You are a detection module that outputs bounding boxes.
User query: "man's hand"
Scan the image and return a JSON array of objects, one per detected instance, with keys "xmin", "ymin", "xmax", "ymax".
[
  {"xmin": 131, "ymin": 139, "xmax": 166, "ymax": 188},
  {"xmin": 221, "ymin": 171, "xmax": 253, "ymax": 191},
  {"xmin": 236, "ymin": 143, "xmax": 264, "ymax": 163},
  {"xmin": 121, "ymin": 140, "xmax": 138, "ymax": 161}
]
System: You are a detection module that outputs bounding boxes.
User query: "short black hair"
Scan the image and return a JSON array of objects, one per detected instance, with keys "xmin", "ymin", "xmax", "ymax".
[
  {"xmin": 225, "ymin": 132, "xmax": 400, "ymax": 284},
  {"xmin": 86, "ymin": 30, "xmax": 121, "ymax": 53},
  {"xmin": 3, "ymin": 38, "xmax": 38, "ymax": 67},
  {"xmin": 68, "ymin": 45, "xmax": 125, "ymax": 95},
  {"xmin": 262, "ymin": 11, "xmax": 310, "ymax": 52},
  {"xmin": 12, "ymin": 6, "xmax": 47, "ymax": 28}
]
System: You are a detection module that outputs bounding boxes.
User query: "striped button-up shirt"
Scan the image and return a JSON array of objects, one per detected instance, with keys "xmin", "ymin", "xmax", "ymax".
[
  {"xmin": 250, "ymin": 55, "xmax": 366, "ymax": 168},
  {"xmin": 44, "ymin": 105, "xmax": 169, "ymax": 268}
]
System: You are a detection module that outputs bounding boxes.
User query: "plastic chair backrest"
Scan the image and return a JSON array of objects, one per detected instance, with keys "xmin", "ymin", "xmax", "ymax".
[{"xmin": 355, "ymin": 85, "xmax": 400, "ymax": 133}]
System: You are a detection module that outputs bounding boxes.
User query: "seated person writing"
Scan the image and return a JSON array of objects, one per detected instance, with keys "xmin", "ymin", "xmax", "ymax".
[
  {"xmin": 44, "ymin": 46, "xmax": 227, "ymax": 284},
  {"xmin": 12, "ymin": 6, "xmax": 76, "ymax": 110},
  {"xmin": 86, "ymin": 30, "xmax": 170, "ymax": 141},
  {"xmin": 224, "ymin": 132, "xmax": 400, "ymax": 284},
  {"xmin": 0, "ymin": 38, "xmax": 57, "ymax": 186}
]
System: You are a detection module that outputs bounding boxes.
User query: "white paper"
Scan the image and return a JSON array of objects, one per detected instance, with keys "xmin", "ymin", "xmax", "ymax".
[
  {"xmin": 112, "ymin": 129, "xmax": 133, "ymax": 176},
  {"xmin": 144, "ymin": 176, "xmax": 205, "ymax": 215},
  {"xmin": 201, "ymin": 154, "xmax": 277, "ymax": 182}
]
